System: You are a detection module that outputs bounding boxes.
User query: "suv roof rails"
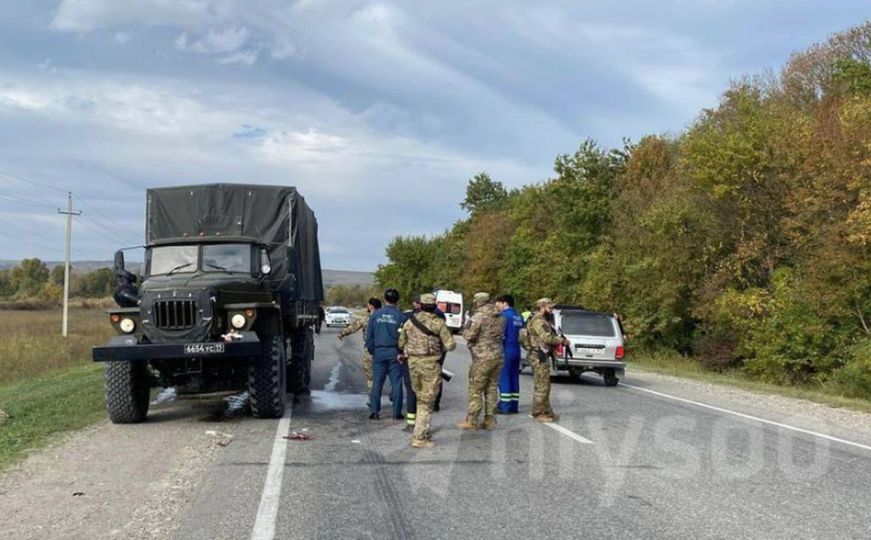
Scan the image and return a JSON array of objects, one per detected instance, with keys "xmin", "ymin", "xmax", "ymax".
[{"xmin": 553, "ymin": 305, "xmax": 611, "ymax": 317}]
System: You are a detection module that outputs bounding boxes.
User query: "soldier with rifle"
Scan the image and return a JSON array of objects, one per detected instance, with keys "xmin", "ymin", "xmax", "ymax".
[
  {"xmin": 526, "ymin": 298, "xmax": 569, "ymax": 422},
  {"xmin": 398, "ymin": 293, "xmax": 456, "ymax": 448}
]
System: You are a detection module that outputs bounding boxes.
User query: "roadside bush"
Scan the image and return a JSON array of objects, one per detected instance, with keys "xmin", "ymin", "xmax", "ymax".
[{"xmin": 830, "ymin": 339, "xmax": 871, "ymax": 399}]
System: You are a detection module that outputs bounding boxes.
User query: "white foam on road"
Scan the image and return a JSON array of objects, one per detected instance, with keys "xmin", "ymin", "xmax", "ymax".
[
  {"xmin": 323, "ymin": 362, "xmax": 341, "ymax": 393},
  {"xmin": 250, "ymin": 405, "xmax": 292, "ymax": 540},
  {"xmin": 151, "ymin": 387, "xmax": 177, "ymax": 405},
  {"xmin": 620, "ymin": 382, "xmax": 871, "ymax": 453}
]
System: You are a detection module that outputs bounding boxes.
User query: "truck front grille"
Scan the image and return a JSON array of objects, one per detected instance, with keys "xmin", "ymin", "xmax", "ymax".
[{"xmin": 153, "ymin": 299, "xmax": 197, "ymax": 330}]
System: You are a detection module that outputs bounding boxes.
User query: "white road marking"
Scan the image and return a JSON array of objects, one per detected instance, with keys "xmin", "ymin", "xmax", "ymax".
[
  {"xmin": 529, "ymin": 415, "xmax": 594, "ymax": 444},
  {"xmin": 250, "ymin": 404, "xmax": 292, "ymax": 540},
  {"xmin": 620, "ymin": 382, "xmax": 871, "ymax": 453}
]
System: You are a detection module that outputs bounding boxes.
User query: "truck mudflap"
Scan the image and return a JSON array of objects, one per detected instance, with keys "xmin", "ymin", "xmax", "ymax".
[{"xmin": 92, "ymin": 333, "xmax": 263, "ymax": 362}]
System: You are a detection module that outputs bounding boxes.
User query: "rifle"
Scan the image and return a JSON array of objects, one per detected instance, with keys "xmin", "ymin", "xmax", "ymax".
[{"xmin": 556, "ymin": 326, "xmax": 573, "ymax": 370}]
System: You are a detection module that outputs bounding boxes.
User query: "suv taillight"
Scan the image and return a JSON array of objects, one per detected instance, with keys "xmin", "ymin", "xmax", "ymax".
[{"xmin": 616, "ymin": 346, "xmax": 625, "ymax": 359}]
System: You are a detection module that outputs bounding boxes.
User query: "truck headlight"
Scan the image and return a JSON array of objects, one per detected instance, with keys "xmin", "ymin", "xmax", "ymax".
[
  {"xmin": 231, "ymin": 313, "xmax": 247, "ymax": 329},
  {"xmin": 119, "ymin": 318, "xmax": 136, "ymax": 334}
]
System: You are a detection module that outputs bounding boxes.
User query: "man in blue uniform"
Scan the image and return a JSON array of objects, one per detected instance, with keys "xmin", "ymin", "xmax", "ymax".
[
  {"xmin": 495, "ymin": 294, "xmax": 524, "ymax": 414},
  {"xmin": 366, "ymin": 288, "xmax": 407, "ymax": 420}
]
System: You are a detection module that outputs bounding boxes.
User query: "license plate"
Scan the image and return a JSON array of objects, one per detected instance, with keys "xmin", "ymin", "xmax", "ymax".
[
  {"xmin": 183, "ymin": 343, "xmax": 225, "ymax": 355},
  {"xmin": 576, "ymin": 347, "xmax": 601, "ymax": 355}
]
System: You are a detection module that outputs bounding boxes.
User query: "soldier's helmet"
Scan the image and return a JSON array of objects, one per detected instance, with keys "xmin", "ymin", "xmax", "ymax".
[
  {"xmin": 536, "ymin": 297, "xmax": 555, "ymax": 308},
  {"xmin": 420, "ymin": 293, "xmax": 436, "ymax": 305},
  {"xmin": 473, "ymin": 292, "xmax": 490, "ymax": 305}
]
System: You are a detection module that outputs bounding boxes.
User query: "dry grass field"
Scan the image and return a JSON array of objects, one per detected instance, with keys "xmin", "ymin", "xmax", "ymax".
[
  {"xmin": 0, "ymin": 307, "xmax": 114, "ymax": 385},
  {"xmin": 0, "ymin": 307, "xmax": 115, "ymax": 469}
]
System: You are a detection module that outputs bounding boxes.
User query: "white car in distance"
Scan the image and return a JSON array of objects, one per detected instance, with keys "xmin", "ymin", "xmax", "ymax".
[{"xmin": 324, "ymin": 306, "xmax": 352, "ymax": 328}]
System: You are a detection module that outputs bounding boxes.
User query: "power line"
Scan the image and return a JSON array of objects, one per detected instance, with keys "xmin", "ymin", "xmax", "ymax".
[
  {"xmin": 0, "ymin": 194, "xmax": 59, "ymax": 210},
  {"xmin": 78, "ymin": 213, "xmax": 139, "ymax": 246},
  {"xmin": 74, "ymin": 196, "xmax": 142, "ymax": 243},
  {"xmin": 75, "ymin": 215, "xmax": 139, "ymax": 247},
  {"xmin": 0, "ymin": 228, "xmax": 62, "ymax": 254},
  {"xmin": 0, "ymin": 215, "xmax": 64, "ymax": 248},
  {"xmin": 0, "ymin": 170, "xmax": 68, "ymax": 194}
]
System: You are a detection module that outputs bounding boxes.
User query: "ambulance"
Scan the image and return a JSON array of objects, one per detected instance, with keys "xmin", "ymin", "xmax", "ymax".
[{"xmin": 434, "ymin": 290, "xmax": 464, "ymax": 332}]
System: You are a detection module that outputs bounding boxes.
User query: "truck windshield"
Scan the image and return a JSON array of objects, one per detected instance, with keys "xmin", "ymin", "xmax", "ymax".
[
  {"xmin": 202, "ymin": 244, "xmax": 251, "ymax": 273},
  {"xmin": 150, "ymin": 246, "xmax": 198, "ymax": 275},
  {"xmin": 560, "ymin": 312, "xmax": 615, "ymax": 337}
]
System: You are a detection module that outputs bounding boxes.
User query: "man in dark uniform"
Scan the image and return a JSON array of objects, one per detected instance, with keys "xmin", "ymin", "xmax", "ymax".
[{"xmin": 366, "ymin": 288, "xmax": 407, "ymax": 420}]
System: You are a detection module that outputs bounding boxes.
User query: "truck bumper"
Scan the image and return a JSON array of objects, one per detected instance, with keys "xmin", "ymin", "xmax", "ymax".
[{"xmin": 92, "ymin": 335, "xmax": 263, "ymax": 362}]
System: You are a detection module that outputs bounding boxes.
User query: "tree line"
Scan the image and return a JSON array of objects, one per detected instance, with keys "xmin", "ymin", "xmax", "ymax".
[
  {"xmin": 376, "ymin": 22, "xmax": 871, "ymax": 397},
  {"xmin": 0, "ymin": 258, "xmax": 115, "ymax": 303}
]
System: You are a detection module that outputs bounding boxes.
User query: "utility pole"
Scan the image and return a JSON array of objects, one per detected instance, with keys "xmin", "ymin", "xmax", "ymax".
[{"xmin": 58, "ymin": 192, "xmax": 81, "ymax": 337}]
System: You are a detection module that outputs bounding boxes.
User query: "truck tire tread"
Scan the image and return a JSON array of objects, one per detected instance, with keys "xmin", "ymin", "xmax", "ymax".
[
  {"xmin": 249, "ymin": 335, "xmax": 287, "ymax": 418},
  {"xmin": 104, "ymin": 361, "xmax": 150, "ymax": 423}
]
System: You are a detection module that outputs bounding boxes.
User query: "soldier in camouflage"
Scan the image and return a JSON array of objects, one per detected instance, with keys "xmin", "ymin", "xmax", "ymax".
[
  {"xmin": 527, "ymin": 298, "xmax": 569, "ymax": 422},
  {"xmin": 398, "ymin": 293, "xmax": 456, "ymax": 448},
  {"xmin": 338, "ymin": 297, "xmax": 382, "ymax": 395},
  {"xmin": 457, "ymin": 292, "xmax": 506, "ymax": 431}
]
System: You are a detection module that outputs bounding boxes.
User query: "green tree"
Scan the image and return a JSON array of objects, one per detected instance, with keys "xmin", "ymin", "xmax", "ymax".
[
  {"xmin": 0, "ymin": 269, "xmax": 12, "ymax": 298},
  {"xmin": 374, "ymin": 235, "xmax": 443, "ymax": 306},
  {"xmin": 50, "ymin": 264, "xmax": 66, "ymax": 286},
  {"xmin": 9, "ymin": 258, "xmax": 49, "ymax": 298},
  {"xmin": 460, "ymin": 172, "xmax": 508, "ymax": 215}
]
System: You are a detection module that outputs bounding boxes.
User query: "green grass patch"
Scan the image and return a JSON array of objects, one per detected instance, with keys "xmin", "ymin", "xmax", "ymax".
[
  {"xmin": 630, "ymin": 349, "xmax": 871, "ymax": 414},
  {"xmin": 0, "ymin": 364, "xmax": 106, "ymax": 472}
]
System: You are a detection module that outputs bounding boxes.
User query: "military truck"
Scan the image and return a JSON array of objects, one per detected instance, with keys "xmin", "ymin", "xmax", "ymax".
[{"xmin": 92, "ymin": 183, "xmax": 324, "ymax": 423}]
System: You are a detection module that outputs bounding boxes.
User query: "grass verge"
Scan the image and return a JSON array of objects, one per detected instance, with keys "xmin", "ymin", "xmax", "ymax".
[
  {"xmin": 630, "ymin": 349, "xmax": 871, "ymax": 414},
  {"xmin": 0, "ymin": 364, "xmax": 105, "ymax": 472}
]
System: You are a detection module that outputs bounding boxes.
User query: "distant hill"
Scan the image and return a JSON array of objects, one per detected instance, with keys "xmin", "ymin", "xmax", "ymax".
[{"xmin": 0, "ymin": 260, "xmax": 373, "ymax": 287}]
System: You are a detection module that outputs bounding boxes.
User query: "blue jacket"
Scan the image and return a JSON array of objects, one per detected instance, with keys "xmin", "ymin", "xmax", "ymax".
[
  {"xmin": 501, "ymin": 306, "xmax": 524, "ymax": 357},
  {"xmin": 366, "ymin": 304, "xmax": 406, "ymax": 354}
]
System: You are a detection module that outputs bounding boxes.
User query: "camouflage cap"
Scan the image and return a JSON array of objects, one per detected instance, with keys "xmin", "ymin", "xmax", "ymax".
[
  {"xmin": 420, "ymin": 293, "xmax": 436, "ymax": 305},
  {"xmin": 536, "ymin": 297, "xmax": 555, "ymax": 308},
  {"xmin": 473, "ymin": 292, "xmax": 490, "ymax": 305}
]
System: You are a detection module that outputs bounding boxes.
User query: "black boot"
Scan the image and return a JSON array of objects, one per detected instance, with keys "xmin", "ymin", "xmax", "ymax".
[{"xmin": 368, "ymin": 413, "xmax": 379, "ymax": 420}]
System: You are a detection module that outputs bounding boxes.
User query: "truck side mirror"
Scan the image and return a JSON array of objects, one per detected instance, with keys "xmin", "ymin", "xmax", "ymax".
[
  {"xmin": 114, "ymin": 250, "xmax": 125, "ymax": 273},
  {"xmin": 260, "ymin": 248, "xmax": 271, "ymax": 275}
]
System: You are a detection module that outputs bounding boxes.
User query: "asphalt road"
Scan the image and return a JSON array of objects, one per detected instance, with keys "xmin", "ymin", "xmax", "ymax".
[{"xmin": 4, "ymin": 328, "xmax": 871, "ymax": 539}]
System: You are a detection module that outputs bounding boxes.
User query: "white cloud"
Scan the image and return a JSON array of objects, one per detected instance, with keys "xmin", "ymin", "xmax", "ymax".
[
  {"xmin": 218, "ymin": 50, "xmax": 258, "ymax": 65},
  {"xmin": 186, "ymin": 26, "xmax": 250, "ymax": 54},
  {"xmin": 51, "ymin": 0, "xmax": 220, "ymax": 32}
]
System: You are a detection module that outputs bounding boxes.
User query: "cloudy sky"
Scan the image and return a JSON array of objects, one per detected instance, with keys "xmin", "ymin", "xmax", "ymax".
[{"xmin": 0, "ymin": 1, "xmax": 867, "ymax": 271}]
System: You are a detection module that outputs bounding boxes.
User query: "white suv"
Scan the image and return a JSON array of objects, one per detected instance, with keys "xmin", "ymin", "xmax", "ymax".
[{"xmin": 522, "ymin": 306, "xmax": 626, "ymax": 386}]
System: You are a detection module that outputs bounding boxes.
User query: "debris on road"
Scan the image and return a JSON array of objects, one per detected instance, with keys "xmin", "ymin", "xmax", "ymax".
[
  {"xmin": 284, "ymin": 431, "xmax": 316, "ymax": 441},
  {"xmin": 224, "ymin": 392, "xmax": 250, "ymax": 413},
  {"xmin": 72, "ymin": 492, "xmax": 84, "ymax": 497},
  {"xmin": 351, "ymin": 440, "xmax": 361, "ymax": 444},
  {"xmin": 205, "ymin": 430, "xmax": 235, "ymax": 448}
]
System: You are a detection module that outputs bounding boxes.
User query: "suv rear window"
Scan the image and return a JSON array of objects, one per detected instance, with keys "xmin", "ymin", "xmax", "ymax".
[{"xmin": 560, "ymin": 311, "xmax": 615, "ymax": 337}]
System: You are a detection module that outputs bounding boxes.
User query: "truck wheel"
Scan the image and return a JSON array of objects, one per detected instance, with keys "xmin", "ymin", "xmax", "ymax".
[
  {"xmin": 603, "ymin": 368, "xmax": 619, "ymax": 387},
  {"xmin": 249, "ymin": 335, "xmax": 287, "ymax": 418},
  {"xmin": 104, "ymin": 361, "xmax": 150, "ymax": 424},
  {"xmin": 287, "ymin": 328, "xmax": 313, "ymax": 396}
]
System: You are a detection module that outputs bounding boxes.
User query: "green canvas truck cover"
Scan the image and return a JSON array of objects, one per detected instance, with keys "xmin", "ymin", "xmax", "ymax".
[{"xmin": 146, "ymin": 183, "xmax": 324, "ymax": 301}]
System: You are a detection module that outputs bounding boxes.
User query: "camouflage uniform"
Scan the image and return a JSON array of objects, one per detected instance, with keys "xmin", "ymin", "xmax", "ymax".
[
  {"xmin": 461, "ymin": 297, "xmax": 506, "ymax": 429},
  {"xmin": 339, "ymin": 312, "xmax": 372, "ymax": 393},
  {"xmin": 399, "ymin": 299, "xmax": 456, "ymax": 446},
  {"xmin": 527, "ymin": 309, "xmax": 563, "ymax": 419}
]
